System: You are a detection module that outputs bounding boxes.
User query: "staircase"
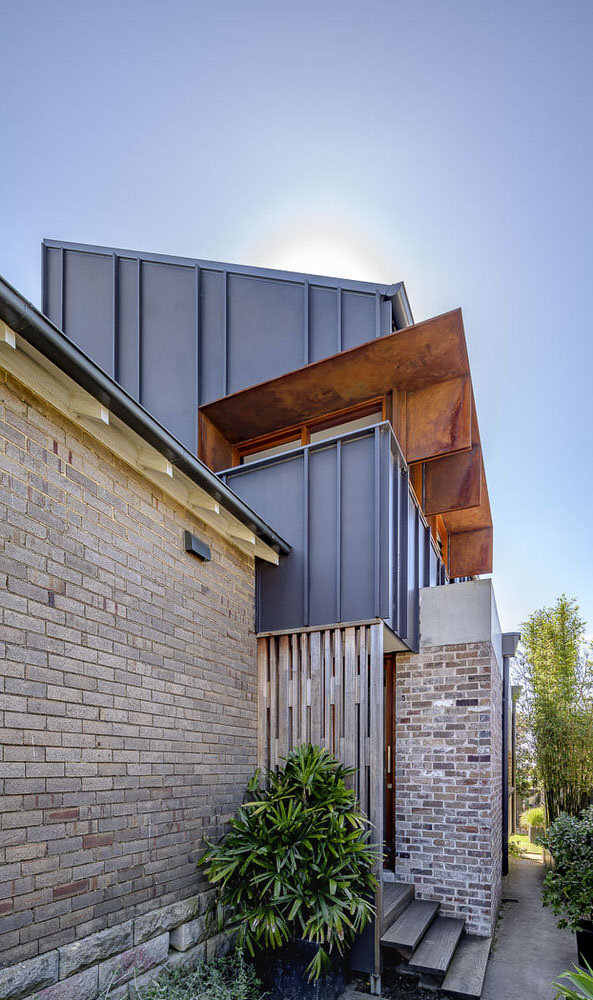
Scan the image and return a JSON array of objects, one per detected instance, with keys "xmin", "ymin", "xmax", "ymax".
[{"xmin": 380, "ymin": 883, "xmax": 491, "ymax": 999}]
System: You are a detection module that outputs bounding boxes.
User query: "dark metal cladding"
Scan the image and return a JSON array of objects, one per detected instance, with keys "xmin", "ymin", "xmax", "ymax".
[
  {"xmin": 39, "ymin": 238, "xmax": 452, "ymax": 641},
  {"xmin": 42, "ymin": 240, "xmax": 410, "ymax": 453},
  {"xmin": 0, "ymin": 271, "xmax": 290, "ymax": 557},
  {"xmin": 221, "ymin": 423, "xmax": 444, "ymax": 648}
]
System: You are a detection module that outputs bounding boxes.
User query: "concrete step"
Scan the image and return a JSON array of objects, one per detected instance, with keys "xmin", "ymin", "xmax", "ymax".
[
  {"xmin": 382, "ymin": 882, "xmax": 415, "ymax": 933},
  {"xmin": 441, "ymin": 934, "xmax": 491, "ymax": 998},
  {"xmin": 408, "ymin": 915, "xmax": 465, "ymax": 977},
  {"xmin": 381, "ymin": 899, "xmax": 439, "ymax": 952}
]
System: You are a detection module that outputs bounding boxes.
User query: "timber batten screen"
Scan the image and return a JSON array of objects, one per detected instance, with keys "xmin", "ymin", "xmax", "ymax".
[
  {"xmin": 257, "ymin": 625, "xmax": 383, "ymax": 806},
  {"xmin": 257, "ymin": 622, "xmax": 385, "ymax": 983}
]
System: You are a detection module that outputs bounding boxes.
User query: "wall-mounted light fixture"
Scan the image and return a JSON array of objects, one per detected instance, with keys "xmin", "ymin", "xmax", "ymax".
[{"xmin": 184, "ymin": 530, "xmax": 211, "ymax": 562}]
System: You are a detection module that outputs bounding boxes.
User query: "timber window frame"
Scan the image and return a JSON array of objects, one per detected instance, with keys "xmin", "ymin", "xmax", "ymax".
[{"xmin": 234, "ymin": 396, "xmax": 387, "ymax": 465}]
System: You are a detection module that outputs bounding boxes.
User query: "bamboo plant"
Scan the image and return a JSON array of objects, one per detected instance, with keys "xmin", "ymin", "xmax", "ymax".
[{"xmin": 517, "ymin": 596, "xmax": 593, "ymax": 823}]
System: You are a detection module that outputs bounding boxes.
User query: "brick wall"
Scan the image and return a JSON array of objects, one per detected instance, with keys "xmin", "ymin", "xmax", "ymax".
[
  {"xmin": 394, "ymin": 640, "xmax": 503, "ymax": 936},
  {"xmin": 0, "ymin": 372, "xmax": 258, "ymax": 968}
]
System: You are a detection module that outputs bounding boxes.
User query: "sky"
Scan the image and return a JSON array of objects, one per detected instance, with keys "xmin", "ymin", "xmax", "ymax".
[{"xmin": 1, "ymin": 0, "xmax": 592, "ymax": 633}]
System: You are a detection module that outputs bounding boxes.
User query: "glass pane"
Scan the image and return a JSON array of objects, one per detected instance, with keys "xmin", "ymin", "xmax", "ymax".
[
  {"xmin": 309, "ymin": 411, "xmax": 381, "ymax": 444},
  {"xmin": 241, "ymin": 439, "xmax": 301, "ymax": 464}
]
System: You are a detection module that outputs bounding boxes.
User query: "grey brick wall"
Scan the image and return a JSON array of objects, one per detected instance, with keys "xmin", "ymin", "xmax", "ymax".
[
  {"xmin": 0, "ymin": 372, "xmax": 258, "ymax": 968},
  {"xmin": 394, "ymin": 641, "xmax": 503, "ymax": 936}
]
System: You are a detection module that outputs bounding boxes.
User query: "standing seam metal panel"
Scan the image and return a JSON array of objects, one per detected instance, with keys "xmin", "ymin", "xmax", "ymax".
[
  {"xmin": 42, "ymin": 243, "xmax": 395, "ymax": 426},
  {"xmin": 222, "ymin": 424, "xmax": 445, "ymax": 642}
]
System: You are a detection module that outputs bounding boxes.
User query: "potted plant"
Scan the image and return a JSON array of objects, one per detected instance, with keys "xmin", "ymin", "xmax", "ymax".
[
  {"xmin": 200, "ymin": 744, "xmax": 378, "ymax": 1000},
  {"xmin": 542, "ymin": 806, "xmax": 593, "ymax": 969},
  {"xmin": 520, "ymin": 805, "xmax": 546, "ymax": 844}
]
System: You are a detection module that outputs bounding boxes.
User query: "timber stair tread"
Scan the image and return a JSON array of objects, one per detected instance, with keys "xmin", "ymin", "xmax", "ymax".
[
  {"xmin": 380, "ymin": 899, "xmax": 439, "ymax": 951},
  {"xmin": 377, "ymin": 884, "xmax": 489, "ymax": 997},
  {"xmin": 382, "ymin": 882, "xmax": 415, "ymax": 932},
  {"xmin": 408, "ymin": 915, "xmax": 465, "ymax": 977},
  {"xmin": 440, "ymin": 933, "xmax": 491, "ymax": 998}
]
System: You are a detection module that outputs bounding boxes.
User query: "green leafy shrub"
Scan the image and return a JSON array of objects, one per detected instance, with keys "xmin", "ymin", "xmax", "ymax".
[
  {"xmin": 508, "ymin": 837, "xmax": 526, "ymax": 858},
  {"xmin": 200, "ymin": 743, "xmax": 379, "ymax": 981},
  {"xmin": 520, "ymin": 806, "xmax": 545, "ymax": 829},
  {"xmin": 554, "ymin": 961, "xmax": 593, "ymax": 999},
  {"xmin": 542, "ymin": 806, "xmax": 593, "ymax": 932},
  {"xmin": 98, "ymin": 953, "xmax": 263, "ymax": 1000}
]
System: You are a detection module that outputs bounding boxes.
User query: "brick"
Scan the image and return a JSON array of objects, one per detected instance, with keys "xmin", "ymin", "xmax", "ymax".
[
  {"xmin": 53, "ymin": 879, "xmax": 89, "ymax": 900},
  {"xmin": 0, "ymin": 375, "xmax": 257, "ymax": 972},
  {"xmin": 395, "ymin": 638, "xmax": 502, "ymax": 936},
  {"xmin": 82, "ymin": 833, "xmax": 113, "ymax": 849},
  {"xmin": 46, "ymin": 809, "xmax": 80, "ymax": 823}
]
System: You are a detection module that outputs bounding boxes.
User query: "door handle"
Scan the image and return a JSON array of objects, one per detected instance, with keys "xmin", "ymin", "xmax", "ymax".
[{"xmin": 387, "ymin": 745, "xmax": 392, "ymax": 774}]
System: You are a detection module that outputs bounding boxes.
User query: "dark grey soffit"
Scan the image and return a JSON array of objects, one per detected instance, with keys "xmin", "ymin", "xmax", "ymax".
[
  {"xmin": 0, "ymin": 273, "xmax": 291, "ymax": 556},
  {"xmin": 42, "ymin": 238, "xmax": 413, "ymax": 320}
]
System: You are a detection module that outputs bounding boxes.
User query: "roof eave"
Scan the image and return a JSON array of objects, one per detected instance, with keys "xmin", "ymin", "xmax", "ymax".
[{"xmin": 0, "ymin": 274, "xmax": 291, "ymax": 559}]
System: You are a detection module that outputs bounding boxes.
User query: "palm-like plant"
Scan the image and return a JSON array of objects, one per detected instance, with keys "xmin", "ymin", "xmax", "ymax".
[
  {"xmin": 200, "ymin": 744, "xmax": 378, "ymax": 981},
  {"xmin": 554, "ymin": 961, "xmax": 593, "ymax": 999}
]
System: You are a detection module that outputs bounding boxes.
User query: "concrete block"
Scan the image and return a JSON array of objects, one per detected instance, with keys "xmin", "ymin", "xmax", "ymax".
[
  {"xmin": 205, "ymin": 932, "xmax": 235, "ymax": 960},
  {"xmin": 163, "ymin": 939, "xmax": 207, "ymax": 975},
  {"xmin": 133, "ymin": 895, "xmax": 202, "ymax": 945},
  {"xmin": 27, "ymin": 967, "xmax": 98, "ymax": 1000},
  {"xmin": 98, "ymin": 932, "xmax": 169, "ymax": 991},
  {"xmin": 0, "ymin": 950, "xmax": 59, "ymax": 1000},
  {"xmin": 420, "ymin": 578, "xmax": 502, "ymax": 672},
  {"xmin": 169, "ymin": 915, "xmax": 207, "ymax": 952},
  {"xmin": 59, "ymin": 920, "xmax": 133, "ymax": 978}
]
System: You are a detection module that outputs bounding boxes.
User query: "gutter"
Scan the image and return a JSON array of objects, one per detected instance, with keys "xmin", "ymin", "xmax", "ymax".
[
  {"xmin": 0, "ymin": 274, "xmax": 291, "ymax": 556},
  {"xmin": 384, "ymin": 282, "xmax": 414, "ymax": 329}
]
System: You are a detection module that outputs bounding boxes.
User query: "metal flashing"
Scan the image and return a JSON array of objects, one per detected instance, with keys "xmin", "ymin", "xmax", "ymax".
[{"xmin": 42, "ymin": 237, "xmax": 408, "ymax": 299}]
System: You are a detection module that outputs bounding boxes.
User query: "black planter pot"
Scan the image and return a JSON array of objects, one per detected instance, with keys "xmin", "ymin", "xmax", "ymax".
[
  {"xmin": 253, "ymin": 939, "xmax": 346, "ymax": 1000},
  {"xmin": 576, "ymin": 921, "xmax": 593, "ymax": 970}
]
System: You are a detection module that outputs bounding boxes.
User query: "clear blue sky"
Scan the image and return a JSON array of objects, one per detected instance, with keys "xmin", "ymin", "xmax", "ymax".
[{"xmin": 1, "ymin": 0, "xmax": 592, "ymax": 633}]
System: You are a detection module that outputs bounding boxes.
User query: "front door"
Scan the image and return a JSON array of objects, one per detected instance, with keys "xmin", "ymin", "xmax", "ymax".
[{"xmin": 384, "ymin": 654, "xmax": 396, "ymax": 869}]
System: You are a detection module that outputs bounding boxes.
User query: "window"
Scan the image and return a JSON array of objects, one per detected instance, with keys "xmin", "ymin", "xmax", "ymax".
[
  {"xmin": 241, "ymin": 437, "xmax": 301, "ymax": 465},
  {"xmin": 309, "ymin": 410, "xmax": 382, "ymax": 445},
  {"xmin": 236, "ymin": 398, "xmax": 385, "ymax": 465}
]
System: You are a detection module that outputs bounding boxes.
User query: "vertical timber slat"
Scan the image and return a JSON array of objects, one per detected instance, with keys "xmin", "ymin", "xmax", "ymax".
[
  {"xmin": 257, "ymin": 639, "xmax": 268, "ymax": 768},
  {"xmin": 310, "ymin": 631, "xmax": 322, "ymax": 745},
  {"xmin": 269, "ymin": 636, "xmax": 278, "ymax": 770},
  {"xmin": 334, "ymin": 629, "xmax": 343, "ymax": 761},
  {"xmin": 278, "ymin": 636, "xmax": 291, "ymax": 763},
  {"xmin": 300, "ymin": 632, "xmax": 309, "ymax": 744},
  {"xmin": 358, "ymin": 626, "xmax": 368, "ymax": 814},
  {"xmin": 344, "ymin": 628, "xmax": 357, "ymax": 781},
  {"xmin": 324, "ymin": 630, "xmax": 333, "ymax": 752},
  {"xmin": 369, "ymin": 623, "xmax": 384, "ymax": 993},
  {"xmin": 290, "ymin": 633, "xmax": 299, "ymax": 747}
]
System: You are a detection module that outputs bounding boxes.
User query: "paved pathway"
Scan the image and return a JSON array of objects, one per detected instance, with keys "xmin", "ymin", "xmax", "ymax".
[{"xmin": 482, "ymin": 857, "xmax": 576, "ymax": 999}]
